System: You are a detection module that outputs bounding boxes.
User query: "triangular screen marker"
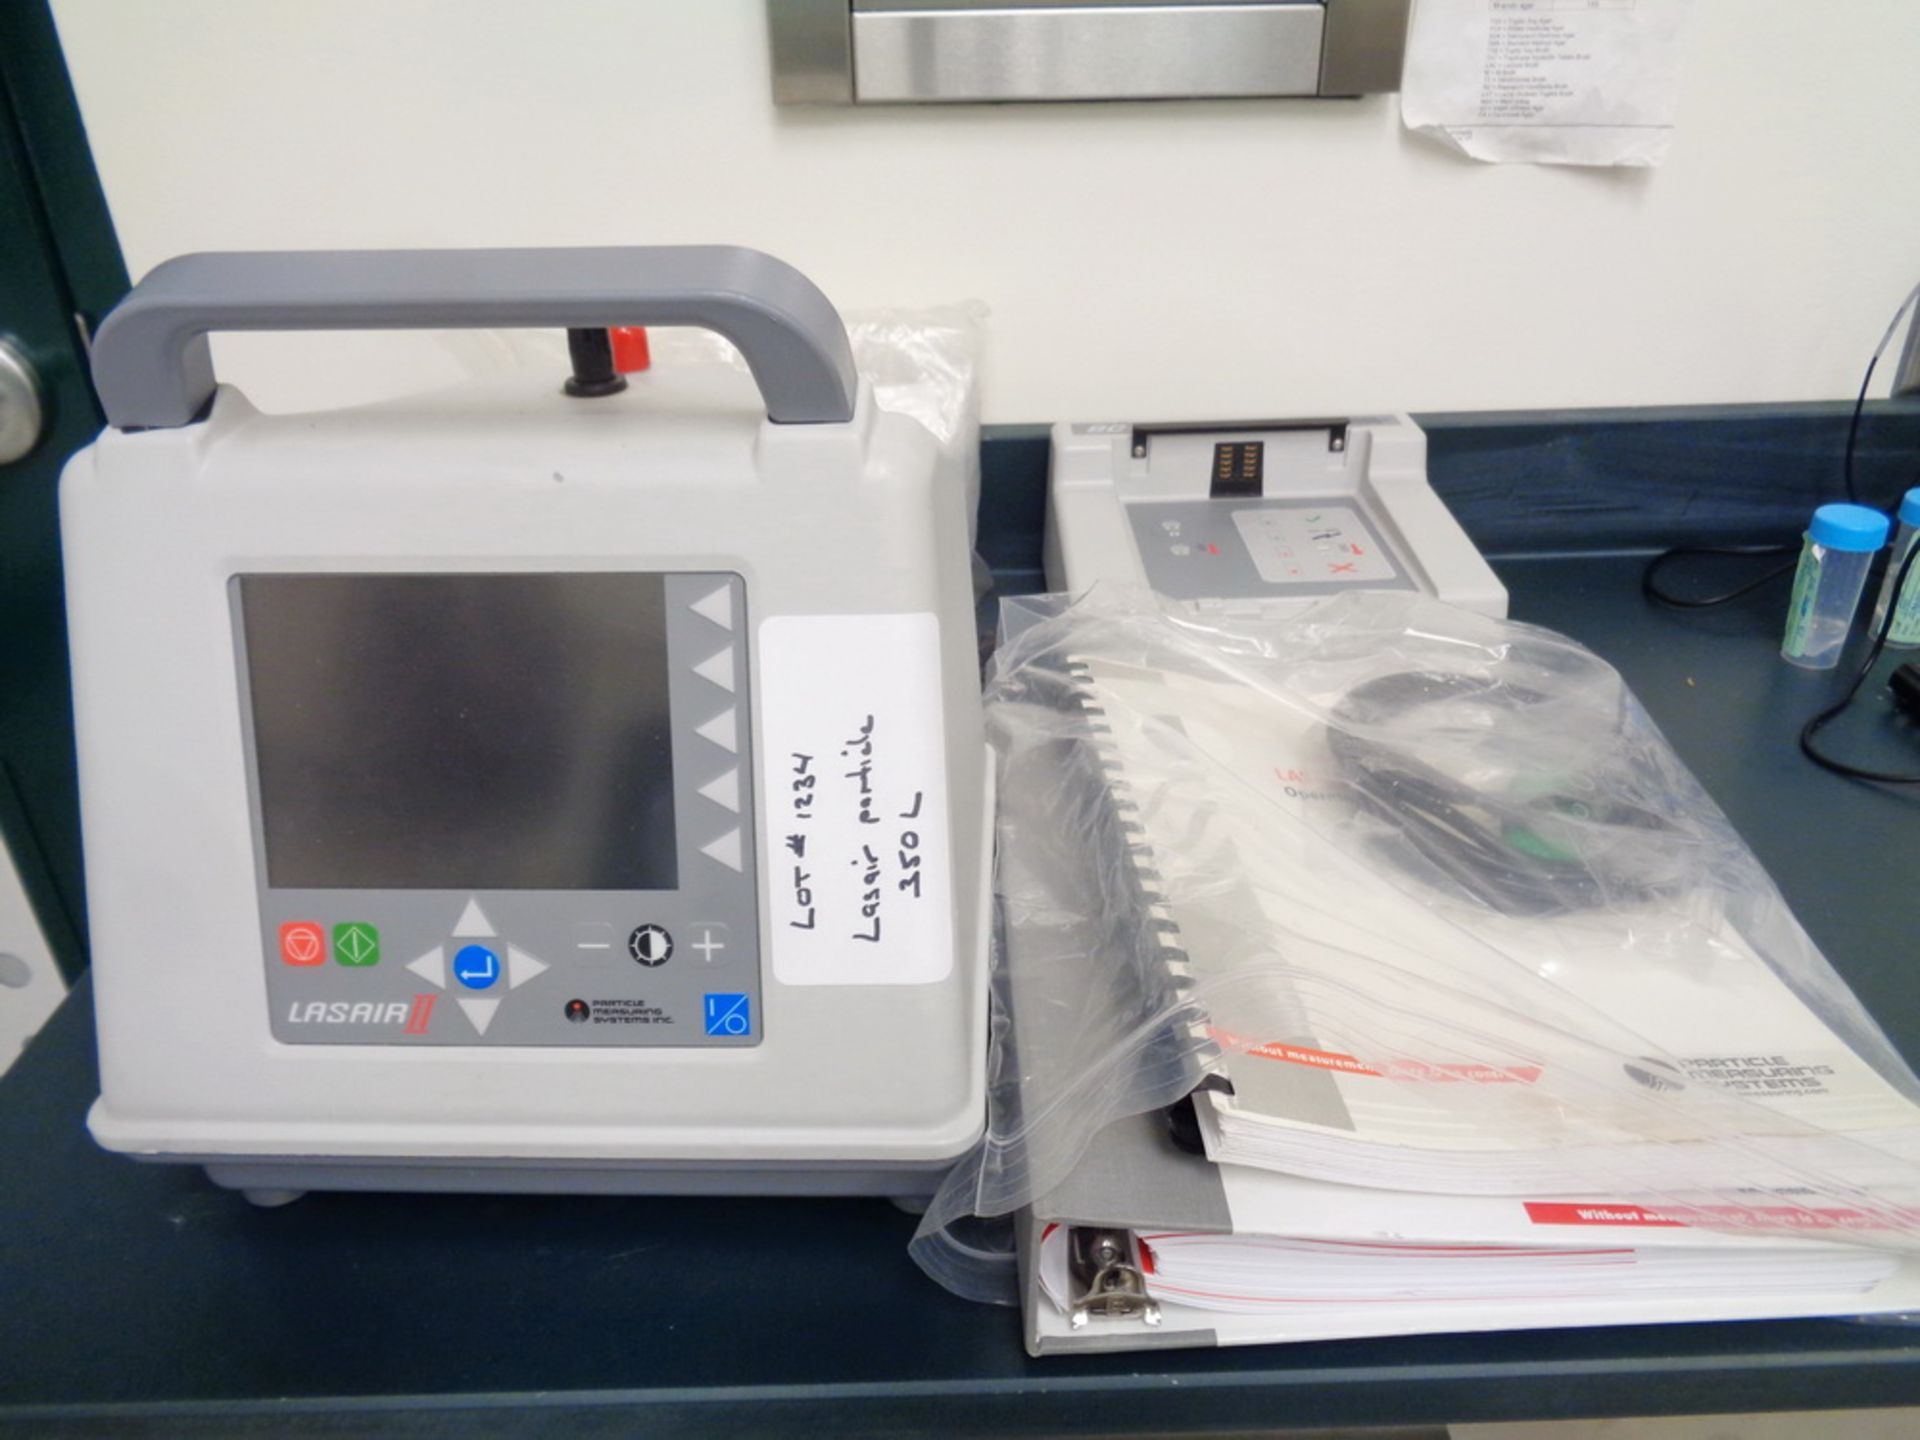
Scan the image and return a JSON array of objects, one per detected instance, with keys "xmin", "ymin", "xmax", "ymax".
[
  {"xmin": 690, "ymin": 585, "xmax": 733, "ymax": 631},
  {"xmin": 701, "ymin": 828, "xmax": 743, "ymax": 873},
  {"xmin": 698, "ymin": 768, "xmax": 740, "ymax": 813},
  {"xmin": 693, "ymin": 648, "xmax": 735, "ymax": 693},
  {"xmin": 695, "ymin": 710, "xmax": 738, "ymax": 754}
]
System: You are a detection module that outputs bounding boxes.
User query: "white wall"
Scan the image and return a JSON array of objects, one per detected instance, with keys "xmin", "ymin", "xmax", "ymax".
[{"xmin": 50, "ymin": 0, "xmax": 1920, "ymax": 423}]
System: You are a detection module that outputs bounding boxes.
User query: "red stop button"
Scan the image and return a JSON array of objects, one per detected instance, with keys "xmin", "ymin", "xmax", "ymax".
[{"xmin": 279, "ymin": 921, "xmax": 326, "ymax": 966}]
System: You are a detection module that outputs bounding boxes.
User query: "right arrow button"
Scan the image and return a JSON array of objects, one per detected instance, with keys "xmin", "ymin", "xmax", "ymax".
[{"xmin": 507, "ymin": 945, "xmax": 549, "ymax": 990}]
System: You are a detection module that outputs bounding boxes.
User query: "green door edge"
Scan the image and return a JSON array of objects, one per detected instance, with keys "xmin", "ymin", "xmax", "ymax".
[
  {"xmin": 0, "ymin": 0, "xmax": 130, "ymax": 979},
  {"xmin": 0, "ymin": 1, "xmax": 129, "ymax": 325}
]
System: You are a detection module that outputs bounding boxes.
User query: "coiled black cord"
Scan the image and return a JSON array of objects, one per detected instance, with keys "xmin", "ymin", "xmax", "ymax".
[{"xmin": 1326, "ymin": 669, "xmax": 1679, "ymax": 917}]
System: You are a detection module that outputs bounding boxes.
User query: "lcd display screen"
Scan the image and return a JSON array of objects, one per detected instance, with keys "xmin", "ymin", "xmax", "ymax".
[{"xmin": 238, "ymin": 573, "xmax": 678, "ymax": 891}]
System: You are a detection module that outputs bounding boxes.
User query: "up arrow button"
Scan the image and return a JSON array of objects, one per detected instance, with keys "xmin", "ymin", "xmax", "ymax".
[{"xmin": 452, "ymin": 898, "xmax": 495, "ymax": 937}]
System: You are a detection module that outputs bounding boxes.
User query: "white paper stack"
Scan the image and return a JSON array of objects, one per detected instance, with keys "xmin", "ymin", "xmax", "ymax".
[{"xmin": 1028, "ymin": 1144, "xmax": 1920, "ymax": 1350}]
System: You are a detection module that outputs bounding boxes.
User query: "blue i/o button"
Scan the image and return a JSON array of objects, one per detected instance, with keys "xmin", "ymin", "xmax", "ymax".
[{"xmin": 704, "ymin": 993, "xmax": 750, "ymax": 1036}]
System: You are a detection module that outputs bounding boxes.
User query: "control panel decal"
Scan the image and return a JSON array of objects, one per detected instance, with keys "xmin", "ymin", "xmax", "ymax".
[
  {"xmin": 1231, "ymin": 503, "xmax": 1397, "ymax": 586},
  {"xmin": 246, "ymin": 571, "xmax": 761, "ymax": 1048},
  {"xmin": 759, "ymin": 613, "xmax": 953, "ymax": 986}
]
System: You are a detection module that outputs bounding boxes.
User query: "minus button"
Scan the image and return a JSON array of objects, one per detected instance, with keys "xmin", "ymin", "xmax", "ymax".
[{"xmin": 575, "ymin": 922, "xmax": 616, "ymax": 952}]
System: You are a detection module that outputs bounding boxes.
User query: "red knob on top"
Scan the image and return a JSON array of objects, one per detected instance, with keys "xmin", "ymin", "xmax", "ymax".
[{"xmin": 609, "ymin": 326, "xmax": 652, "ymax": 374}]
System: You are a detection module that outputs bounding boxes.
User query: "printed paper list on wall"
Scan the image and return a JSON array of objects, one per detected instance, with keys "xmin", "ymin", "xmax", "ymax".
[
  {"xmin": 1402, "ymin": 0, "xmax": 1692, "ymax": 168},
  {"xmin": 758, "ymin": 614, "xmax": 953, "ymax": 986}
]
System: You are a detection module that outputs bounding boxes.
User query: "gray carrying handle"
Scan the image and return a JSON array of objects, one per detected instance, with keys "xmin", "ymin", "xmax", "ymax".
[{"xmin": 91, "ymin": 245, "xmax": 860, "ymax": 429}]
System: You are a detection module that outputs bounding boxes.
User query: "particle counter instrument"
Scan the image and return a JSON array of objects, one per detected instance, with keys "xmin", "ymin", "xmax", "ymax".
[
  {"xmin": 1045, "ymin": 416, "xmax": 1506, "ymax": 616},
  {"xmin": 62, "ymin": 246, "xmax": 990, "ymax": 1203}
]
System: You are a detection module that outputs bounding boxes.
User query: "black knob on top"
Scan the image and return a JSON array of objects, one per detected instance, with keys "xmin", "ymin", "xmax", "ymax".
[{"xmin": 564, "ymin": 327, "xmax": 627, "ymax": 398}]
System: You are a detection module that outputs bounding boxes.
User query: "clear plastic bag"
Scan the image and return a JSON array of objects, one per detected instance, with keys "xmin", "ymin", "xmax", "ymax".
[
  {"xmin": 642, "ymin": 304, "xmax": 987, "ymax": 549},
  {"xmin": 914, "ymin": 587, "xmax": 1920, "ymax": 1304}
]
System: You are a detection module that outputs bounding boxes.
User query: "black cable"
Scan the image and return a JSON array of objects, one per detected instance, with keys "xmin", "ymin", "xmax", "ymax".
[
  {"xmin": 1642, "ymin": 283, "xmax": 1920, "ymax": 610},
  {"xmin": 1641, "ymin": 544, "xmax": 1795, "ymax": 609},
  {"xmin": 1847, "ymin": 282, "xmax": 1920, "ymax": 511},
  {"xmin": 1799, "ymin": 540, "xmax": 1920, "ymax": 784},
  {"xmin": 1841, "ymin": 352, "xmax": 1879, "ymax": 507}
]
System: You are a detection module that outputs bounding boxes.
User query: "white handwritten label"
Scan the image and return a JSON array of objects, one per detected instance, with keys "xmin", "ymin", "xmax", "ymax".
[{"xmin": 758, "ymin": 614, "xmax": 952, "ymax": 986}]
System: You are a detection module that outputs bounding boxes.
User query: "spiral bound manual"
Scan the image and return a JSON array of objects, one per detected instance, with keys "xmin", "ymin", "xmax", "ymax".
[{"xmin": 1059, "ymin": 657, "xmax": 1226, "ymax": 1120}]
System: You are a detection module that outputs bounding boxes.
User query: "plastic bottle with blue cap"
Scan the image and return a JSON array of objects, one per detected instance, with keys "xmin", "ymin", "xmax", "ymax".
[
  {"xmin": 1868, "ymin": 487, "xmax": 1920, "ymax": 649},
  {"xmin": 1781, "ymin": 503, "xmax": 1890, "ymax": 669}
]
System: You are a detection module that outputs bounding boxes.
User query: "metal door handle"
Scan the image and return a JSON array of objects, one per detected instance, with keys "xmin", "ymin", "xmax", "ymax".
[{"xmin": 0, "ymin": 340, "xmax": 44, "ymax": 465}]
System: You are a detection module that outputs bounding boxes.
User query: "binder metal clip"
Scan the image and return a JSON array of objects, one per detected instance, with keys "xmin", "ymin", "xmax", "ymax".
[{"xmin": 1067, "ymin": 1228, "xmax": 1161, "ymax": 1330}]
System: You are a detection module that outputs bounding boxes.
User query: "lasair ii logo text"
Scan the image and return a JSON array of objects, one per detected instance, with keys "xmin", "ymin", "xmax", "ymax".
[{"xmin": 287, "ymin": 995, "xmax": 436, "ymax": 1034}]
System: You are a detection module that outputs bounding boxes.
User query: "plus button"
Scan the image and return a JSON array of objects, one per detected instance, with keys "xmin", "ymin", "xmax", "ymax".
[{"xmin": 692, "ymin": 927, "xmax": 727, "ymax": 963}]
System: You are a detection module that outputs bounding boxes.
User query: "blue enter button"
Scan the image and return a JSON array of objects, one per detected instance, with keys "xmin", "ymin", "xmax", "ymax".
[{"xmin": 452, "ymin": 944, "xmax": 500, "ymax": 990}]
